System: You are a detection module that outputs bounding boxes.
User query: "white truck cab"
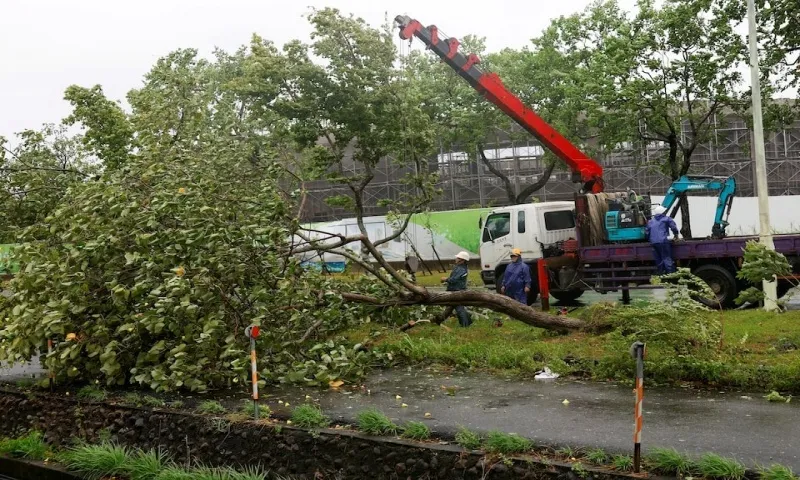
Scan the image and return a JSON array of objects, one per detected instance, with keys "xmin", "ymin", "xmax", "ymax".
[{"xmin": 479, "ymin": 201, "xmax": 576, "ymax": 286}]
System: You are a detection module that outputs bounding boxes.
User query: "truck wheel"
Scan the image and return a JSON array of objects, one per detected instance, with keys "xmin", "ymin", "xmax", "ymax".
[
  {"xmin": 550, "ymin": 289, "xmax": 585, "ymax": 303},
  {"xmin": 693, "ymin": 265, "xmax": 738, "ymax": 309}
]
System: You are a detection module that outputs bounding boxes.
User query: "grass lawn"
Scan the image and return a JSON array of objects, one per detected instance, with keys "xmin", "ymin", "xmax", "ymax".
[{"xmin": 343, "ymin": 308, "xmax": 800, "ymax": 393}]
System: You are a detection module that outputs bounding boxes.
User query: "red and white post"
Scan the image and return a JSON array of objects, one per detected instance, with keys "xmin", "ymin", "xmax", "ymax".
[
  {"xmin": 47, "ymin": 339, "xmax": 54, "ymax": 392},
  {"xmin": 631, "ymin": 341, "xmax": 646, "ymax": 472},
  {"xmin": 537, "ymin": 260, "xmax": 550, "ymax": 311},
  {"xmin": 245, "ymin": 325, "xmax": 261, "ymax": 420}
]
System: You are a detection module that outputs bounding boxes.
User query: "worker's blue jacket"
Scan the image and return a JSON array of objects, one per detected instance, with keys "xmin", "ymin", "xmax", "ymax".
[
  {"xmin": 502, "ymin": 260, "xmax": 532, "ymax": 303},
  {"xmin": 645, "ymin": 214, "xmax": 679, "ymax": 243},
  {"xmin": 445, "ymin": 264, "xmax": 469, "ymax": 291}
]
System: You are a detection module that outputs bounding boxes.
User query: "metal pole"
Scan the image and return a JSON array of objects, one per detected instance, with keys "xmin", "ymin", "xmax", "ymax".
[
  {"xmin": 630, "ymin": 341, "xmax": 645, "ymax": 473},
  {"xmin": 747, "ymin": 0, "xmax": 779, "ymax": 311},
  {"xmin": 250, "ymin": 336, "xmax": 259, "ymax": 420},
  {"xmin": 47, "ymin": 339, "xmax": 54, "ymax": 393}
]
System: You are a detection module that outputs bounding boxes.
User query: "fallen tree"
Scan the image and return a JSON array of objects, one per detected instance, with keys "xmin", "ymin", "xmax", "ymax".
[{"xmin": 292, "ymin": 229, "xmax": 585, "ymax": 331}]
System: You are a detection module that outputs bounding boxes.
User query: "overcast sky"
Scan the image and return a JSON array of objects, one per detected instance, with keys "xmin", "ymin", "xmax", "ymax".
[{"xmin": 0, "ymin": 0, "xmax": 643, "ymax": 140}]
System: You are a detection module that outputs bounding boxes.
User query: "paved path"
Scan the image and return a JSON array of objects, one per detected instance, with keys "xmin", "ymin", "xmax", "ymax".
[
  {"xmin": 2, "ymin": 360, "xmax": 799, "ymax": 468},
  {"xmin": 265, "ymin": 370, "xmax": 800, "ymax": 470},
  {"xmin": 0, "ymin": 358, "xmax": 43, "ymax": 382}
]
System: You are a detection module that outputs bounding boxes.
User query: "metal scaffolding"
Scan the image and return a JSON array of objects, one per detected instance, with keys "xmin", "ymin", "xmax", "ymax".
[{"xmin": 302, "ymin": 115, "xmax": 800, "ymax": 222}]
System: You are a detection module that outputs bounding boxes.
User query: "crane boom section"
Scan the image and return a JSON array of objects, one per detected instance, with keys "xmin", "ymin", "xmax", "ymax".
[{"xmin": 395, "ymin": 15, "xmax": 604, "ymax": 193}]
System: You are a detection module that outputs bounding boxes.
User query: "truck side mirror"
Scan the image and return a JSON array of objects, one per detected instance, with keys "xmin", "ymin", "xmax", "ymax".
[{"xmin": 478, "ymin": 217, "xmax": 483, "ymax": 230}]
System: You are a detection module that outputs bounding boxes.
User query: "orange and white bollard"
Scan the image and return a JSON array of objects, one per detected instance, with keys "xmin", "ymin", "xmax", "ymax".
[
  {"xmin": 245, "ymin": 325, "xmax": 261, "ymax": 420},
  {"xmin": 47, "ymin": 339, "xmax": 54, "ymax": 392},
  {"xmin": 631, "ymin": 341, "xmax": 646, "ymax": 472}
]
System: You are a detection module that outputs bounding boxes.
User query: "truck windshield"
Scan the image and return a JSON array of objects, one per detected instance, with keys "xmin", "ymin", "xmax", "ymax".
[{"xmin": 482, "ymin": 213, "xmax": 511, "ymax": 242}]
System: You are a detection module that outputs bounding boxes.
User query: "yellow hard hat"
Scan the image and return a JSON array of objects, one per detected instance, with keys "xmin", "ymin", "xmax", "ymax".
[{"xmin": 511, "ymin": 248, "xmax": 522, "ymax": 256}]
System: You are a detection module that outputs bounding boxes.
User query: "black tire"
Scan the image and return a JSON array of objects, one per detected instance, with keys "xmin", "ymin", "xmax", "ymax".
[
  {"xmin": 550, "ymin": 289, "xmax": 585, "ymax": 303},
  {"xmin": 693, "ymin": 264, "xmax": 738, "ymax": 309}
]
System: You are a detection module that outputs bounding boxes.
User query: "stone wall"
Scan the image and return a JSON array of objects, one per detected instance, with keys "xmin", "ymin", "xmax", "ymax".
[{"xmin": 0, "ymin": 389, "xmax": 640, "ymax": 480}]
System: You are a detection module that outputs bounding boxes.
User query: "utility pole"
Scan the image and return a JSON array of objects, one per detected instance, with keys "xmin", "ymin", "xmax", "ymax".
[{"xmin": 747, "ymin": 0, "xmax": 779, "ymax": 311}]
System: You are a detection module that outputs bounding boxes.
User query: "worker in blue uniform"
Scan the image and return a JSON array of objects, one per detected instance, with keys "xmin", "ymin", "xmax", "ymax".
[
  {"xmin": 501, "ymin": 248, "xmax": 532, "ymax": 304},
  {"xmin": 440, "ymin": 251, "xmax": 473, "ymax": 327},
  {"xmin": 646, "ymin": 205, "xmax": 681, "ymax": 274}
]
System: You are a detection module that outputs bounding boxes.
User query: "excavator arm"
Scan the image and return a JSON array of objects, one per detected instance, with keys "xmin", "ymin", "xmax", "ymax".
[
  {"xmin": 395, "ymin": 15, "xmax": 604, "ymax": 193},
  {"xmin": 662, "ymin": 175, "xmax": 736, "ymax": 239}
]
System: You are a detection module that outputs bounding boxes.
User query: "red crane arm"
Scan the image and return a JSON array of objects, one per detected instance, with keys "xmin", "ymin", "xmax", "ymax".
[{"xmin": 395, "ymin": 15, "xmax": 604, "ymax": 193}]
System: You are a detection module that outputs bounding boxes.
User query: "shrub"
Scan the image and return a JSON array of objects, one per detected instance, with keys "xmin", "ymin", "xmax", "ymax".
[
  {"xmin": 612, "ymin": 455, "xmax": 634, "ymax": 472},
  {"xmin": 401, "ymin": 421, "xmax": 431, "ymax": 440},
  {"xmin": 455, "ymin": 427, "xmax": 481, "ymax": 450},
  {"xmin": 646, "ymin": 447, "xmax": 696, "ymax": 476},
  {"xmin": 196, "ymin": 400, "xmax": 226, "ymax": 415},
  {"xmin": 698, "ymin": 453, "xmax": 746, "ymax": 480},
  {"xmin": 586, "ymin": 448, "xmax": 608, "ymax": 464},
  {"xmin": 356, "ymin": 409, "xmax": 398, "ymax": 435},
  {"xmin": 0, "ymin": 431, "xmax": 48, "ymax": 460},
  {"xmin": 77, "ymin": 386, "xmax": 107, "ymax": 402},
  {"xmin": 291, "ymin": 404, "xmax": 329, "ymax": 428},
  {"xmin": 239, "ymin": 399, "xmax": 270, "ymax": 418},
  {"xmin": 124, "ymin": 448, "xmax": 168, "ymax": 480},
  {"xmin": 484, "ymin": 431, "xmax": 532, "ymax": 454},
  {"xmin": 142, "ymin": 396, "xmax": 165, "ymax": 408},
  {"xmin": 61, "ymin": 443, "xmax": 130, "ymax": 480},
  {"xmin": 759, "ymin": 464, "xmax": 797, "ymax": 480}
]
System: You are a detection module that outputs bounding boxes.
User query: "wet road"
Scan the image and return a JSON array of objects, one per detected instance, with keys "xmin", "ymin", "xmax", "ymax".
[
  {"xmin": 265, "ymin": 370, "xmax": 800, "ymax": 470},
  {"xmin": 3, "ymin": 359, "xmax": 800, "ymax": 469},
  {"xmin": 0, "ymin": 359, "xmax": 43, "ymax": 382}
]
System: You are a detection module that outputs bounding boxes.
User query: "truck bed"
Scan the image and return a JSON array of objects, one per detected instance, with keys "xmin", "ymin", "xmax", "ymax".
[{"xmin": 579, "ymin": 234, "xmax": 800, "ymax": 263}]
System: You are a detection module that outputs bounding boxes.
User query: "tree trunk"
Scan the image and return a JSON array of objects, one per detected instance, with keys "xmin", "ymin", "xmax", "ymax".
[
  {"xmin": 514, "ymin": 161, "xmax": 557, "ymax": 204},
  {"xmin": 477, "ymin": 144, "xmax": 516, "ymax": 204},
  {"xmin": 667, "ymin": 135, "xmax": 692, "ymax": 238},
  {"xmin": 679, "ymin": 195, "xmax": 692, "ymax": 239},
  {"xmin": 341, "ymin": 290, "xmax": 585, "ymax": 331}
]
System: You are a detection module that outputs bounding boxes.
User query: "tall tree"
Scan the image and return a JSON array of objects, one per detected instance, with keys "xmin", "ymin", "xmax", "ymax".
[
  {"xmin": 531, "ymin": 0, "xmax": 748, "ymax": 237},
  {"xmin": 63, "ymin": 85, "xmax": 134, "ymax": 170},
  {"xmin": 0, "ymin": 125, "xmax": 93, "ymax": 242}
]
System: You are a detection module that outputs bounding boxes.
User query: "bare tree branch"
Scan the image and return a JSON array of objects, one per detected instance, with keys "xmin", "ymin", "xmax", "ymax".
[
  {"xmin": 515, "ymin": 161, "xmax": 557, "ymax": 204},
  {"xmin": 477, "ymin": 143, "xmax": 516, "ymax": 203}
]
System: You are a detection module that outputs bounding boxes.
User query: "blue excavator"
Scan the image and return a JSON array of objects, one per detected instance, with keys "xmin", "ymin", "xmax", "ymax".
[{"xmin": 605, "ymin": 175, "xmax": 737, "ymax": 242}]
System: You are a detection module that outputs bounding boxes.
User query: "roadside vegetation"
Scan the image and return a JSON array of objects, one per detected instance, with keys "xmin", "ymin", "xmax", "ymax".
[
  {"xmin": 345, "ymin": 303, "xmax": 800, "ymax": 393},
  {"xmin": 2, "ymin": 425, "xmax": 796, "ymax": 480}
]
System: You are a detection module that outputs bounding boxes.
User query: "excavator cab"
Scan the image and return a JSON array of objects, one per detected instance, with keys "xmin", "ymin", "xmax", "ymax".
[{"xmin": 605, "ymin": 192, "xmax": 653, "ymax": 242}]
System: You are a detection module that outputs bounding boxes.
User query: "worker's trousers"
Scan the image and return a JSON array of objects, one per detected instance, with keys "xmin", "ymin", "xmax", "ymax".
[
  {"xmin": 652, "ymin": 242, "xmax": 676, "ymax": 274},
  {"xmin": 441, "ymin": 305, "xmax": 473, "ymax": 327}
]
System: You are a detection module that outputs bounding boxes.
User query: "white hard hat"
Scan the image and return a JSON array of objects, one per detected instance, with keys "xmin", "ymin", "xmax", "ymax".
[
  {"xmin": 455, "ymin": 251, "xmax": 470, "ymax": 261},
  {"xmin": 653, "ymin": 205, "xmax": 667, "ymax": 215}
]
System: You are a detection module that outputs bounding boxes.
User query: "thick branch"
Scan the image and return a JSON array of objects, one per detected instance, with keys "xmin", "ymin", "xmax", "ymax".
[
  {"xmin": 514, "ymin": 161, "xmax": 556, "ymax": 204},
  {"xmin": 477, "ymin": 144, "xmax": 516, "ymax": 203},
  {"xmin": 374, "ymin": 213, "xmax": 414, "ymax": 248},
  {"xmin": 340, "ymin": 290, "xmax": 585, "ymax": 331},
  {"xmin": 293, "ymin": 228, "xmax": 365, "ymax": 255}
]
